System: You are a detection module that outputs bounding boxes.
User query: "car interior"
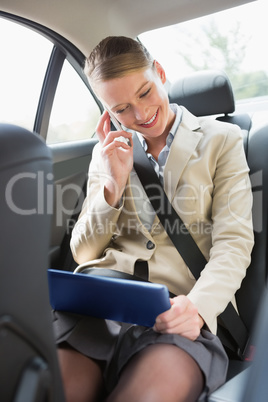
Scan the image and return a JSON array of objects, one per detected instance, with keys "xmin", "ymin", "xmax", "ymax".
[{"xmin": 0, "ymin": 0, "xmax": 267, "ymax": 401}]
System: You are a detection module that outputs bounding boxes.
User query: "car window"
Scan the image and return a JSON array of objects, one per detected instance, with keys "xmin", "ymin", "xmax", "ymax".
[
  {"xmin": 139, "ymin": 0, "xmax": 268, "ymax": 104},
  {"xmin": 0, "ymin": 18, "xmax": 53, "ymax": 131},
  {"xmin": 46, "ymin": 60, "xmax": 100, "ymax": 144}
]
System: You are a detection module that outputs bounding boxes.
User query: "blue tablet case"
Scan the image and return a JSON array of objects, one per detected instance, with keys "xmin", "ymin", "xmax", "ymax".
[{"xmin": 48, "ymin": 269, "xmax": 171, "ymax": 327}]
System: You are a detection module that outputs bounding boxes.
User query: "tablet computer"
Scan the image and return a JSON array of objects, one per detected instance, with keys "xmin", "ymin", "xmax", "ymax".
[{"xmin": 48, "ymin": 269, "xmax": 171, "ymax": 327}]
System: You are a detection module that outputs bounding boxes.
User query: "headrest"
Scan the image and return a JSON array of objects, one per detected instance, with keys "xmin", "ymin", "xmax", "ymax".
[{"xmin": 168, "ymin": 70, "xmax": 235, "ymax": 117}]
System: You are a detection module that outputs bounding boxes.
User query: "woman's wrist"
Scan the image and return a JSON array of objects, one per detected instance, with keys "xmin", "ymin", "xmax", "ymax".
[{"xmin": 104, "ymin": 181, "xmax": 124, "ymax": 208}]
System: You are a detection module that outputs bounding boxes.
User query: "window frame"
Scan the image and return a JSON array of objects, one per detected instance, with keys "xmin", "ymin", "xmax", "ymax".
[{"xmin": 0, "ymin": 11, "xmax": 102, "ymax": 142}]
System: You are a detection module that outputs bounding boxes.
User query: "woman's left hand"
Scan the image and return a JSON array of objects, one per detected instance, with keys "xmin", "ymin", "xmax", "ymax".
[{"xmin": 153, "ymin": 295, "xmax": 204, "ymax": 341}]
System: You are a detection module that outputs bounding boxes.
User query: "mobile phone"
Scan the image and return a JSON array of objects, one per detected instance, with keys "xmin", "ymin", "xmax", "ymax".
[
  {"xmin": 104, "ymin": 107, "xmax": 123, "ymax": 131},
  {"xmin": 104, "ymin": 107, "xmax": 131, "ymax": 147}
]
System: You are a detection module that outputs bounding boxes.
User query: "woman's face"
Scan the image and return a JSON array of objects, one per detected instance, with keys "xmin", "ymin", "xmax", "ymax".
[{"xmin": 94, "ymin": 62, "xmax": 175, "ymax": 141}]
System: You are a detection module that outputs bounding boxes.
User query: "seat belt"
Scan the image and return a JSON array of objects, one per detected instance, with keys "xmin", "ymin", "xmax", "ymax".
[{"xmin": 132, "ymin": 133, "xmax": 249, "ymax": 359}]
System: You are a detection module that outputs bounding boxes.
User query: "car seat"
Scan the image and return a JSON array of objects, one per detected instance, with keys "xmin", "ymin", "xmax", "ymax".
[
  {"xmin": 169, "ymin": 69, "xmax": 252, "ymax": 151},
  {"xmin": 0, "ymin": 124, "xmax": 65, "ymax": 401},
  {"xmin": 239, "ymin": 284, "xmax": 268, "ymax": 402}
]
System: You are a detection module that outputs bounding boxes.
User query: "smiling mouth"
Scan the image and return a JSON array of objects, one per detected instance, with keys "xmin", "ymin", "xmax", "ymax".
[{"xmin": 139, "ymin": 109, "xmax": 159, "ymax": 128}]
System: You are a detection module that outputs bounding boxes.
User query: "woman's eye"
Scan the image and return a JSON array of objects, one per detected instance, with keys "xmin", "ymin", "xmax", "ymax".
[
  {"xmin": 140, "ymin": 88, "xmax": 151, "ymax": 98},
  {"xmin": 116, "ymin": 107, "xmax": 127, "ymax": 114}
]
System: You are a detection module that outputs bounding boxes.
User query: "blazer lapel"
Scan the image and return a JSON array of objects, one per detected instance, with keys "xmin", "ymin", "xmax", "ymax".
[
  {"xmin": 164, "ymin": 107, "xmax": 203, "ymax": 202},
  {"xmin": 124, "ymin": 173, "xmax": 152, "ymax": 237}
]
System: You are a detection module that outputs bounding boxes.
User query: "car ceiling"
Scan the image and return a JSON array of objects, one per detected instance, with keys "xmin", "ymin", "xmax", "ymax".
[{"xmin": 1, "ymin": 0, "xmax": 254, "ymax": 57}]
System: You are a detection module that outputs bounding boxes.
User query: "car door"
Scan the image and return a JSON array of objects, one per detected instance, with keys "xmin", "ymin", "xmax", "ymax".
[{"xmin": 0, "ymin": 13, "xmax": 101, "ymax": 270}]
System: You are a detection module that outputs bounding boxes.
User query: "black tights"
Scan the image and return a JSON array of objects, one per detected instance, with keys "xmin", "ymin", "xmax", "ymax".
[{"xmin": 58, "ymin": 343, "xmax": 204, "ymax": 402}]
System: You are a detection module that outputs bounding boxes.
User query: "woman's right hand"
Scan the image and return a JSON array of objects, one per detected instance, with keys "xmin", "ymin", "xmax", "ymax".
[{"xmin": 96, "ymin": 111, "xmax": 133, "ymax": 207}]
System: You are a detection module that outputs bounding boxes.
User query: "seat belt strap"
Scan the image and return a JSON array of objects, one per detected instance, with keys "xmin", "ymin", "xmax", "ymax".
[
  {"xmin": 132, "ymin": 134, "xmax": 207, "ymax": 276},
  {"xmin": 132, "ymin": 133, "xmax": 248, "ymax": 359}
]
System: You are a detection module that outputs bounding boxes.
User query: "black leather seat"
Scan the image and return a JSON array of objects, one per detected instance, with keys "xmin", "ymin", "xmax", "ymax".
[
  {"xmin": 169, "ymin": 69, "xmax": 252, "ymax": 154},
  {"xmin": 0, "ymin": 124, "xmax": 65, "ymax": 402},
  {"xmin": 240, "ymin": 285, "xmax": 268, "ymax": 402}
]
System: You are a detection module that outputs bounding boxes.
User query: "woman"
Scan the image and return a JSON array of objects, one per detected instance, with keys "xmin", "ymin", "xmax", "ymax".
[{"xmin": 54, "ymin": 36, "xmax": 254, "ymax": 402}]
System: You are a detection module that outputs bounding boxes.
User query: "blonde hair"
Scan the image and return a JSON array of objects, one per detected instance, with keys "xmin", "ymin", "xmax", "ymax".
[{"xmin": 84, "ymin": 36, "xmax": 154, "ymax": 85}]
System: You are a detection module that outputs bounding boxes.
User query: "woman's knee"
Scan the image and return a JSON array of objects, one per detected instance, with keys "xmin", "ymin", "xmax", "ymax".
[{"xmin": 108, "ymin": 344, "xmax": 204, "ymax": 402}]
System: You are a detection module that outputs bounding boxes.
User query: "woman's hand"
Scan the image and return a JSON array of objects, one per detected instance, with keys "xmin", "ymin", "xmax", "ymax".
[
  {"xmin": 153, "ymin": 295, "xmax": 204, "ymax": 341},
  {"xmin": 96, "ymin": 111, "xmax": 133, "ymax": 207}
]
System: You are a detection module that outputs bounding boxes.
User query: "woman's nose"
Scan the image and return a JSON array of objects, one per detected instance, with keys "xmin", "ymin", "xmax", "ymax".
[{"xmin": 133, "ymin": 106, "xmax": 148, "ymax": 122}]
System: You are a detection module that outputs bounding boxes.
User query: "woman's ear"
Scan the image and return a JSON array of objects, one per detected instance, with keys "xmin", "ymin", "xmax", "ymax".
[{"xmin": 153, "ymin": 60, "xmax": 166, "ymax": 84}]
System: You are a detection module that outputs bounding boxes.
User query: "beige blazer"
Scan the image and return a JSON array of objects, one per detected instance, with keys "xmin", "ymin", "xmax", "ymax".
[{"xmin": 71, "ymin": 106, "xmax": 254, "ymax": 334}]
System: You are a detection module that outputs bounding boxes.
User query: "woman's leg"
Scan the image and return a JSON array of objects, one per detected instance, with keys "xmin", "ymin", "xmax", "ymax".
[
  {"xmin": 57, "ymin": 343, "xmax": 105, "ymax": 402},
  {"xmin": 106, "ymin": 343, "xmax": 204, "ymax": 402}
]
